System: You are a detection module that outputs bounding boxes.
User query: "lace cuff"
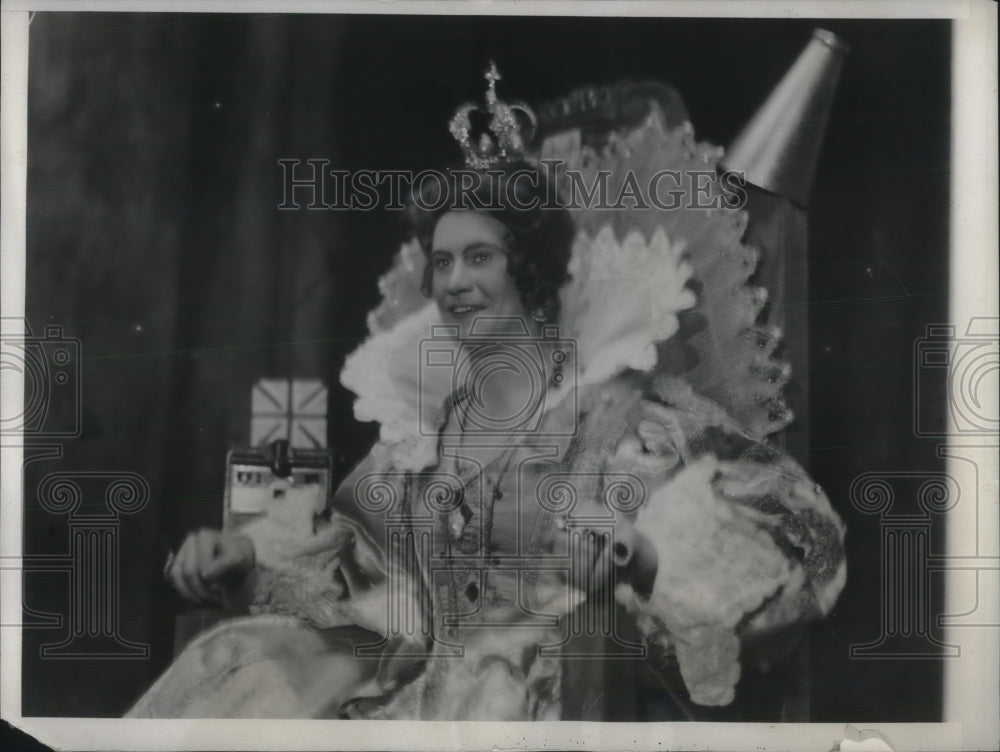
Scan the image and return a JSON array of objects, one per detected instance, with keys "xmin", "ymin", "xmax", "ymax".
[
  {"xmin": 218, "ymin": 471, "xmax": 391, "ymax": 633},
  {"xmin": 613, "ymin": 454, "xmax": 844, "ymax": 707}
]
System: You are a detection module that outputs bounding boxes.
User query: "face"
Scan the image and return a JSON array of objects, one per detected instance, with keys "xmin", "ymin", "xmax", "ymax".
[{"xmin": 430, "ymin": 211, "xmax": 530, "ymax": 339}]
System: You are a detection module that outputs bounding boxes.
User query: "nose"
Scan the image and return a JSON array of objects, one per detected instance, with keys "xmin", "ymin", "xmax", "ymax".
[{"xmin": 445, "ymin": 259, "xmax": 472, "ymax": 296}]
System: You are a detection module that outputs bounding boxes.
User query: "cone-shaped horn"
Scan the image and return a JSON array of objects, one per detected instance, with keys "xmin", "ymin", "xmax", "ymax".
[{"xmin": 721, "ymin": 29, "xmax": 849, "ymax": 208}]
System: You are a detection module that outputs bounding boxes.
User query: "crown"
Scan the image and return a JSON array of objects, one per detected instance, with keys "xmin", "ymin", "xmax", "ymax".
[{"xmin": 448, "ymin": 61, "xmax": 537, "ymax": 169}]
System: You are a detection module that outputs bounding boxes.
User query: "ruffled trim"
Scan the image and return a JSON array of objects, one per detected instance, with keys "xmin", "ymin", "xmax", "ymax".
[
  {"xmin": 340, "ymin": 224, "xmax": 696, "ymax": 470},
  {"xmin": 558, "ymin": 224, "xmax": 695, "ymax": 392},
  {"xmin": 614, "ymin": 454, "xmax": 792, "ymax": 706},
  {"xmin": 564, "ymin": 110, "xmax": 793, "ymax": 438},
  {"xmin": 340, "ymin": 302, "xmax": 449, "ymax": 472}
]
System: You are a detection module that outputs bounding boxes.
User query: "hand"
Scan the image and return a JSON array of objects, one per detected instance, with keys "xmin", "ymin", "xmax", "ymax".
[
  {"xmin": 570, "ymin": 529, "xmax": 614, "ymax": 597},
  {"xmin": 168, "ymin": 528, "xmax": 255, "ymax": 605}
]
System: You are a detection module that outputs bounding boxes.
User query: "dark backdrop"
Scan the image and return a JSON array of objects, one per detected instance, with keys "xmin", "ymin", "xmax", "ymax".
[{"xmin": 22, "ymin": 13, "xmax": 950, "ymax": 720}]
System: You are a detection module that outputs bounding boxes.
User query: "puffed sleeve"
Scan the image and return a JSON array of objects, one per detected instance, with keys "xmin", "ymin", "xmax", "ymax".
[
  {"xmin": 220, "ymin": 449, "xmax": 396, "ymax": 635},
  {"xmin": 599, "ymin": 376, "xmax": 846, "ymax": 706}
]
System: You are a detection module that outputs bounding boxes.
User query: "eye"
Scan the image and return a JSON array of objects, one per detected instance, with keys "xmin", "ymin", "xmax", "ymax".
[
  {"xmin": 466, "ymin": 243, "xmax": 503, "ymax": 266},
  {"xmin": 432, "ymin": 255, "xmax": 451, "ymax": 270}
]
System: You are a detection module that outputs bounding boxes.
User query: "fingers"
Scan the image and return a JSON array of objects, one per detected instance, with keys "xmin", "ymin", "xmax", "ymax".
[
  {"xmin": 202, "ymin": 533, "xmax": 253, "ymax": 582},
  {"xmin": 194, "ymin": 529, "xmax": 225, "ymax": 599},
  {"xmin": 188, "ymin": 530, "xmax": 218, "ymax": 602},
  {"xmin": 200, "ymin": 533, "xmax": 234, "ymax": 582},
  {"xmin": 571, "ymin": 530, "xmax": 613, "ymax": 596},
  {"xmin": 168, "ymin": 543, "xmax": 196, "ymax": 602},
  {"xmin": 588, "ymin": 532, "xmax": 613, "ymax": 595},
  {"xmin": 169, "ymin": 529, "xmax": 219, "ymax": 604},
  {"xmin": 614, "ymin": 582, "xmax": 638, "ymax": 610},
  {"xmin": 570, "ymin": 531, "xmax": 591, "ymax": 593}
]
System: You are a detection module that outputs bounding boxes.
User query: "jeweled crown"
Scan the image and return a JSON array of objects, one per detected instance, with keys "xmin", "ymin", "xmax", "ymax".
[{"xmin": 449, "ymin": 61, "xmax": 537, "ymax": 169}]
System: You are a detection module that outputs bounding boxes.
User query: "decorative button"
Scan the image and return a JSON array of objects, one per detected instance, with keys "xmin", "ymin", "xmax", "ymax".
[{"xmin": 493, "ymin": 487, "xmax": 503, "ymax": 501}]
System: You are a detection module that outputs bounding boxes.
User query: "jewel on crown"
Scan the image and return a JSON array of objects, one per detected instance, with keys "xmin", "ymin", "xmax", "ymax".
[{"xmin": 448, "ymin": 61, "xmax": 537, "ymax": 170}]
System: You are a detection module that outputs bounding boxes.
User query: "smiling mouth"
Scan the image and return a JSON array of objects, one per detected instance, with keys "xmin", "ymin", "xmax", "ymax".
[{"xmin": 447, "ymin": 304, "xmax": 486, "ymax": 316}]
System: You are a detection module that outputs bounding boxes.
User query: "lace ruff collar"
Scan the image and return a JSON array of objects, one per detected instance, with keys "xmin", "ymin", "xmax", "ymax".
[{"xmin": 340, "ymin": 224, "xmax": 696, "ymax": 471}]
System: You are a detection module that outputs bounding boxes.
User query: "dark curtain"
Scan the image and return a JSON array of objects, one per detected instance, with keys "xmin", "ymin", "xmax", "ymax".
[
  {"xmin": 23, "ymin": 14, "xmax": 950, "ymax": 720},
  {"xmin": 23, "ymin": 13, "xmax": 343, "ymax": 716}
]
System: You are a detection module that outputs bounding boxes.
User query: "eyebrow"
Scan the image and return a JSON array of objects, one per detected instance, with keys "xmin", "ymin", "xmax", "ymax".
[{"xmin": 430, "ymin": 241, "xmax": 506, "ymax": 256}]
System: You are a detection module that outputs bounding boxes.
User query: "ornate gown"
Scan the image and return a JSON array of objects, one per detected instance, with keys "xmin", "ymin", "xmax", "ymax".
[{"xmin": 127, "ymin": 106, "xmax": 847, "ymax": 721}]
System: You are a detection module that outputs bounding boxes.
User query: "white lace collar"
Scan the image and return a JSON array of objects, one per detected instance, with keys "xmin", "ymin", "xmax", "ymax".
[{"xmin": 340, "ymin": 224, "xmax": 696, "ymax": 471}]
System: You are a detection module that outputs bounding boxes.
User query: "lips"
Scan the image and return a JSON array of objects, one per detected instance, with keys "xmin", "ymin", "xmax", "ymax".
[{"xmin": 447, "ymin": 304, "xmax": 486, "ymax": 316}]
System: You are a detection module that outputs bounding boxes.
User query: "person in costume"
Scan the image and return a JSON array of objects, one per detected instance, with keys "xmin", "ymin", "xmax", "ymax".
[{"xmin": 128, "ymin": 64, "xmax": 846, "ymax": 720}]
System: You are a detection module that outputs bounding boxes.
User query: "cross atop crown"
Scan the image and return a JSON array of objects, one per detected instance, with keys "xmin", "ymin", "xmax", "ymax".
[{"xmin": 448, "ymin": 61, "xmax": 537, "ymax": 170}]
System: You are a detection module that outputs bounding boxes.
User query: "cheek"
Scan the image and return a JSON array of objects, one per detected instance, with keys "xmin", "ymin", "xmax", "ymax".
[
  {"xmin": 479, "ymin": 268, "xmax": 509, "ymax": 299},
  {"xmin": 494, "ymin": 277, "xmax": 525, "ymax": 313},
  {"xmin": 429, "ymin": 268, "xmax": 449, "ymax": 299}
]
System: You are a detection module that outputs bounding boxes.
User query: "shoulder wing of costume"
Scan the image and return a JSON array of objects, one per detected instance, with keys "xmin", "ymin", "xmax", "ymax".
[{"xmin": 549, "ymin": 105, "xmax": 792, "ymax": 439}]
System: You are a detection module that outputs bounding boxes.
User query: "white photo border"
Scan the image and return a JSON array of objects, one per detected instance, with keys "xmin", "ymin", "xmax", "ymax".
[{"xmin": 2, "ymin": 1, "xmax": 997, "ymax": 750}]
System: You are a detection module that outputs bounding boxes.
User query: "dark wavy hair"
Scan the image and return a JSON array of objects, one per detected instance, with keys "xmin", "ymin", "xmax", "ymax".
[{"xmin": 408, "ymin": 162, "xmax": 574, "ymax": 324}]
